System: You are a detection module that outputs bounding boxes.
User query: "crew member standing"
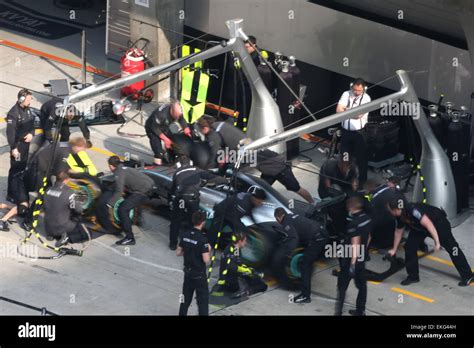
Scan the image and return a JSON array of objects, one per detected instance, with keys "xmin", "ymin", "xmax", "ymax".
[
  {"xmin": 365, "ymin": 177, "xmax": 405, "ymax": 250},
  {"xmin": 336, "ymin": 78, "xmax": 371, "ymax": 186},
  {"xmin": 318, "ymin": 156, "xmax": 359, "ymax": 236},
  {"xmin": 197, "ymin": 116, "xmax": 247, "ymax": 170},
  {"xmin": 335, "ymin": 196, "xmax": 372, "ymax": 316},
  {"xmin": 256, "ymin": 149, "xmax": 314, "ymax": 203},
  {"xmin": 243, "ymin": 35, "xmax": 261, "ymax": 67},
  {"xmin": 169, "ymin": 155, "xmax": 226, "ymax": 250},
  {"xmin": 387, "ymin": 199, "xmax": 473, "ymax": 286},
  {"xmin": 107, "ymin": 156, "xmax": 155, "ymax": 246},
  {"xmin": 177, "ymin": 211, "xmax": 211, "ymax": 316},
  {"xmin": 40, "ymin": 97, "xmax": 91, "ymax": 145},
  {"xmin": 6, "ymin": 89, "xmax": 35, "ymax": 201},
  {"xmin": 145, "ymin": 100, "xmax": 192, "ymax": 165},
  {"xmin": 212, "ymin": 186, "xmax": 266, "ymax": 237},
  {"xmin": 318, "ymin": 156, "xmax": 359, "ymax": 199},
  {"xmin": 274, "ymin": 208, "xmax": 329, "ymax": 303}
]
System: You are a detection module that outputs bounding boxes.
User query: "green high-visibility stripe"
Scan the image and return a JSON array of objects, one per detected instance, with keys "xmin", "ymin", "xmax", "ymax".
[
  {"xmin": 190, "ymin": 103, "xmax": 206, "ymax": 123},
  {"xmin": 181, "ymin": 70, "xmax": 193, "ymax": 100},
  {"xmin": 181, "ymin": 99, "xmax": 193, "ymax": 123},
  {"xmin": 196, "ymin": 73, "xmax": 209, "ymax": 103}
]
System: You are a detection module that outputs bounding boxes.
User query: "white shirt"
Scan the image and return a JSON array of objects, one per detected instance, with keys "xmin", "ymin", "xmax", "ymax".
[{"xmin": 338, "ymin": 90, "xmax": 371, "ymax": 131}]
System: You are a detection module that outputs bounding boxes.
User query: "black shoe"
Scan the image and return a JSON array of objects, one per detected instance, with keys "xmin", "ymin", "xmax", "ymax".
[
  {"xmin": 20, "ymin": 221, "xmax": 33, "ymax": 231},
  {"xmin": 116, "ymin": 237, "xmax": 136, "ymax": 246},
  {"xmin": 348, "ymin": 309, "xmax": 366, "ymax": 316},
  {"xmin": 6, "ymin": 195, "xmax": 15, "ymax": 204},
  {"xmin": 458, "ymin": 276, "xmax": 473, "ymax": 287},
  {"xmin": 169, "ymin": 243, "xmax": 177, "ymax": 251},
  {"xmin": 231, "ymin": 289, "xmax": 249, "ymax": 299},
  {"xmin": 401, "ymin": 276, "xmax": 420, "ymax": 286},
  {"xmin": 55, "ymin": 233, "xmax": 70, "ymax": 247},
  {"xmin": 0, "ymin": 220, "xmax": 9, "ymax": 231},
  {"xmin": 293, "ymin": 293, "xmax": 311, "ymax": 304}
]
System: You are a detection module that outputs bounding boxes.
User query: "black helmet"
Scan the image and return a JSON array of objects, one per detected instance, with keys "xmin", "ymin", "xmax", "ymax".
[{"xmin": 248, "ymin": 186, "xmax": 266, "ymax": 200}]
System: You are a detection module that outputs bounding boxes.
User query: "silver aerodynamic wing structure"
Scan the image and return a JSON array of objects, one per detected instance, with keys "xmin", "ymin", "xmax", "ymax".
[
  {"xmin": 66, "ymin": 18, "xmax": 284, "ymax": 153},
  {"xmin": 239, "ymin": 70, "xmax": 457, "ymax": 220}
]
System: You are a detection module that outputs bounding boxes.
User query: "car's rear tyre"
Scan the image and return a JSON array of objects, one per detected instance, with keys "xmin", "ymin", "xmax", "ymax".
[
  {"xmin": 270, "ymin": 245, "xmax": 303, "ymax": 289},
  {"xmin": 109, "ymin": 198, "xmax": 139, "ymax": 229}
]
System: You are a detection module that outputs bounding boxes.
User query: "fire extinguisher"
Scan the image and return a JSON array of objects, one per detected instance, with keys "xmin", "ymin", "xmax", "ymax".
[{"xmin": 120, "ymin": 38, "xmax": 150, "ymax": 98}]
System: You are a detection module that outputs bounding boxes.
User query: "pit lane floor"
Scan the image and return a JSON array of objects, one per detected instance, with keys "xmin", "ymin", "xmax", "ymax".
[{"xmin": 0, "ymin": 37, "xmax": 473, "ymax": 316}]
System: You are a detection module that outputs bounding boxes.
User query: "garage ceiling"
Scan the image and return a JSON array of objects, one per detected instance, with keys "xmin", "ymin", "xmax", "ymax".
[{"xmin": 312, "ymin": 0, "xmax": 474, "ymax": 49}]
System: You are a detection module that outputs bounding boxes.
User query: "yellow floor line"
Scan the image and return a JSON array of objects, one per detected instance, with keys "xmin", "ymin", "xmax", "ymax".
[
  {"xmin": 89, "ymin": 146, "xmax": 124, "ymax": 160},
  {"xmin": 391, "ymin": 287, "xmax": 434, "ymax": 303},
  {"xmin": 264, "ymin": 276, "xmax": 277, "ymax": 287},
  {"xmin": 89, "ymin": 146, "xmax": 116, "ymax": 157},
  {"xmin": 368, "ymin": 281, "xmax": 381, "ymax": 285},
  {"xmin": 417, "ymin": 252, "xmax": 474, "ymax": 272},
  {"xmin": 426, "ymin": 255, "xmax": 455, "ymax": 267}
]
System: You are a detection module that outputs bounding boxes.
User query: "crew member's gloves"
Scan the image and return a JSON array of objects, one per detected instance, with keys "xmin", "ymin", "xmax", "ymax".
[
  {"xmin": 86, "ymin": 139, "xmax": 93, "ymax": 148},
  {"xmin": 159, "ymin": 134, "xmax": 173, "ymax": 150},
  {"xmin": 252, "ymin": 270, "xmax": 264, "ymax": 279},
  {"xmin": 183, "ymin": 127, "xmax": 192, "ymax": 138},
  {"xmin": 349, "ymin": 263, "xmax": 356, "ymax": 278}
]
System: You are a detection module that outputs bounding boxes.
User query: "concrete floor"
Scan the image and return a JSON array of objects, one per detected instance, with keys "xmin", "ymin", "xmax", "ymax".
[{"xmin": 0, "ymin": 20, "xmax": 473, "ymax": 316}]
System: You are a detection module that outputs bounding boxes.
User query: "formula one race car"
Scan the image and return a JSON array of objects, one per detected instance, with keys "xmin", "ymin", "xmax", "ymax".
[{"xmin": 67, "ymin": 158, "xmax": 345, "ymax": 288}]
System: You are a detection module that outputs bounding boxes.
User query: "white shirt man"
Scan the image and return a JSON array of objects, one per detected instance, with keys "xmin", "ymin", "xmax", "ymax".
[
  {"xmin": 336, "ymin": 78, "xmax": 371, "ymax": 184},
  {"xmin": 337, "ymin": 82, "xmax": 371, "ymax": 131}
]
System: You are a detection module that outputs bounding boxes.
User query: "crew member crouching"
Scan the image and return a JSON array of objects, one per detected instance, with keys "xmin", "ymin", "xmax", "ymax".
[{"xmin": 213, "ymin": 232, "xmax": 267, "ymax": 299}]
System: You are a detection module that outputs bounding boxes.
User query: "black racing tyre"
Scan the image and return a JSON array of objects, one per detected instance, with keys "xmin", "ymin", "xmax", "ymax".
[
  {"xmin": 240, "ymin": 227, "xmax": 274, "ymax": 269},
  {"xmin": 283, "ymin": 247, "xmax": 305, "ymax": 287},
  {"xmin": 270, "ymin": 244, "xmax": 303, "ymax": 289},
  {"xmin": 65, "ymin": 178, "xmax": 102, "ymax": 215},
  {"xmin": 109, "ymin": 198, "xmax": 139, "ymax": 229}
]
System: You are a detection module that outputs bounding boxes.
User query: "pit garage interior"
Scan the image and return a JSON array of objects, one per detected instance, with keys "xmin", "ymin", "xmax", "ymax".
[{"xmin": 0, "ymin": 0, "xmax": 473, "ymax": 316}]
